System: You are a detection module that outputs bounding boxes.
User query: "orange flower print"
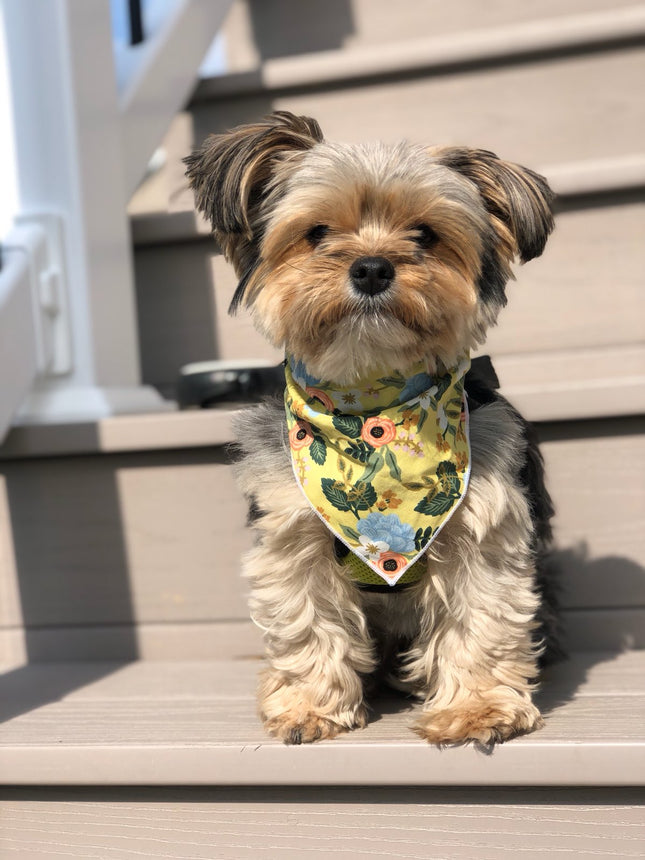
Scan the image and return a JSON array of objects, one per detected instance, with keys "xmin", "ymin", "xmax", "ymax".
[
  {"xmin": 435, "ymin": 432, "xmax": 450, "ymax": 453},
  {"xmin": 456, "ymin": 451, "xmax": 468, "ymax": 471},
  {"xmin": 289, "ymin": 420, "xmax": 314, "ymax": 450},
  {"xmin": 376, "ymin": 489, "xmax": 403, "ymax": 511},
  {"xmin": 361, "ymin": 416, "xmax": 397, "ymax": 447},
  {"xmin": 316, "ymin": 506, "xmax": 331, "ymax": 522},
  {"xmin": 306, "ymin": 387, "xmax": 334, "ymax": 411},
  {"xmin": 376, "ymin": 551, "xmax": 408, "ymax": 577},
  {"xmin": 401, "ymin": 409, "xmax": 419, "ymax": 431}
]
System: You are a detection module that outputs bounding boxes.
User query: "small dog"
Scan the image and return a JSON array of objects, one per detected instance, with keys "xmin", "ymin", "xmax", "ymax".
[{"xmin": 185, "ymin": 111, "xmax": 559, "ymax": 745}]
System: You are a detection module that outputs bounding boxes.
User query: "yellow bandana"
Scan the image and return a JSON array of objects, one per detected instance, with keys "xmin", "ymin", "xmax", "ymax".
[{"xmin": 285, "ymin": 354, "xmax": 471, "ymax": 586}]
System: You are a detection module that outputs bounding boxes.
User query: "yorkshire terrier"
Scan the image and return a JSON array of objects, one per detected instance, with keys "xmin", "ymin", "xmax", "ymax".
[{"xmin": 185, "ymin": 111, "xmax": 559, "ymax": 745}]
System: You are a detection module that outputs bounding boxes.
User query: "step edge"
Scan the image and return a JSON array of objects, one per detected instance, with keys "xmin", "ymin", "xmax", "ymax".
[
  {"xmin": 1, "ymin": 346, "xmax": 644, "ymax": 459},
  {"xmin": 192, "ymin": 6, "xmax": 645, "ymax": 101},
  {"xmin": 2, "ymin": 740, "xmax": 644, "ymax": 787},
  {"xmin": 131, "ymin": 154, "xmax": 645, "ymax": 247}
]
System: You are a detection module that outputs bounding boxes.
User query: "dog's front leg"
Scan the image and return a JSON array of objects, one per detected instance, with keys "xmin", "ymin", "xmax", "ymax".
[
  {"xmin": 405, "ymin": 484, "xmax": 544, "ymax": 746},
  {"xmin": 245, "ymin": 511, "xmax": 376, "ymax": 744}
]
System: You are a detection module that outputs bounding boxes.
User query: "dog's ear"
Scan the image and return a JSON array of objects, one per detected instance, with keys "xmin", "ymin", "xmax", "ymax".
[
  {"xmin": 185, "ymin": 112, "xmax": 323, "ymax": 314},
  {"xmin": 184, "ymin": 111, "xmax": 323, "ymax": 237},
  {"xmin": 432, "ymin": 147, "xmax": 554, "ymax": 263}
]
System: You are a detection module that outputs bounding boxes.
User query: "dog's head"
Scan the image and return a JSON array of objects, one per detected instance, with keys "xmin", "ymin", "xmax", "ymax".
[{"xmin": 185, "ymin": 111, "xmax": 554, "ymax": 383}]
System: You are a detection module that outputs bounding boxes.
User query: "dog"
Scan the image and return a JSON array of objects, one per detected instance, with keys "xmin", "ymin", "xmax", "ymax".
[{"xmin": 185, "ymin": 111, "xmax": 560, "ymax": 745}]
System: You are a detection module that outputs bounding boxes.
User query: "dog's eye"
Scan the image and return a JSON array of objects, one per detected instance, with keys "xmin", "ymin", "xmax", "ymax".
[
  {"xmin": 306, "ymin": 224, "xmax": 330, "ymax": 246},
  {"xmin": 413, "ymin": 224, "xmax": 439, "ymax": 249}
]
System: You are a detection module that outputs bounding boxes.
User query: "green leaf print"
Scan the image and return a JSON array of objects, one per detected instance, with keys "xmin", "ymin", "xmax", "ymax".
[
  {"xmin": 344, "ymin": 440, "xmax": 373, "ymax": 463},
  {"xmin": 436, "ymin": 461, "xmax": 457, "ymax": 476},
  {"xmin": 434, "ymin": 371, "xmax": 453, "ymax": 401},
  {"xmin": 310, "ymin": 435, "xmax": 327, "ymax": 465},
  {"xmin": 358, "ymin": 451, "xmax": 384, "ymax": 484},
  {"xmin": 414, "ymin": 526, "xmax": 434, "ymax": 551},
  {"xmin": 437, "ymin": 460, "xmax": 461, "ymax": 494},
  {"xmin": 445, "ymin": 398, "xmax": 462, "ymax": 420},
  {"xmin": 348, "ymin": 481, "xmax": 377, "ymax": 510},
  {"xmin": 341, "ymin": 524, "xmax": 361, "ymax": 542},
  {"xmin": 376, "ymin": 373, "xmax": 406, "ymax": 387},
  {"xmin": 384, "ymin": 448, "xmax": 402, "ymax": 481},
  {"xmin": 321, "ymin": 479, "xmax": 352, "ymax": 512},
  {"xmin": 332, "ymin": 414, "xmax": 363, "ymax": 438},
  {"xmin": 414, "ymin": 492, "xmax": 457, "ymax": 516}
]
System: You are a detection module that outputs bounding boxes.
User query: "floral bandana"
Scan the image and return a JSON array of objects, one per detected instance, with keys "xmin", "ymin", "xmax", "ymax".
[{"xmin": 285, "ymin": 353, "xmax": 471, "ymax": 586}]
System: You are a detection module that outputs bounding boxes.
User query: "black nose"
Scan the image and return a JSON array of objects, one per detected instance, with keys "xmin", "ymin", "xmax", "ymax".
[{"xmin": 349, "ymin": 256, "xmax": 395, "ymax": 296}]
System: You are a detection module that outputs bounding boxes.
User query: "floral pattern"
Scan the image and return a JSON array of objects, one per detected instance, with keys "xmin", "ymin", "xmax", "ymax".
[
  {"xmin": 357, "ymin": 511, "xmax": 416, "ymax": 553},
  {"xmin": 376, "ymin": 552, "xmax": 408, "ymax": 577},
  {"xmin": 284, "ymin": 352, "xmax": 471, "ymax": 585},
  {"xmin": 289, "ymin": 419, "xmax": 314, "ymax": 450},
  {"xmin": 306, "ymin": 387, "xmax": 335, "ymax": 411},
  {"xmin": 361, "ymin": 417, "xmax": 397, "ymax": 447}
]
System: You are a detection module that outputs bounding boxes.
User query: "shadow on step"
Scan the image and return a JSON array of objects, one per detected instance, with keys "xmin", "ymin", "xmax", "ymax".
[
  {"xmin": 246, "ymin": 0, "xmax": 356, "ymax": 61},
  {"xmin": 0, "ymin": 446, "xmax": 138, "ymax": 723},
  {"xmin": 363, "ymin": 544, "xmax": 645, "ymax": 728},
  {"xmin": 0, "ymin": 661, "xmax": 130, "ymax": 725}
]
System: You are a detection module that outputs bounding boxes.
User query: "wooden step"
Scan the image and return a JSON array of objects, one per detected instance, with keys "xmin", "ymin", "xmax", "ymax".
[
  {"xmin": 0, "ymin": 651, "xmax": 643, "ymax": 786},
  {"xmin": 2, "ymin": 785, "xmax": 643, "ymax": 859},
  {"xmin": 196, "ymin": 5, "xmax": 645, "ymax": 98},
  {"xmin": 219, "ymin": 0, "xmax": 642, "ymax": 76},
  {"xmin": 129, "ymin": 194, "xmax": 645, "ymax": 401},
  {"xmin": 130, "ymin": 5, "xmax": 645, "ymax": 217},
  {"xmin": 1, "ymin": 413, "xmax": 644, "ymax": 664}
]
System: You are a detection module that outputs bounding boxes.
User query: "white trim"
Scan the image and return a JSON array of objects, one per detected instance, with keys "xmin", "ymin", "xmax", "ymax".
[
  {"xmin": 12, "ymin": 214, "xmax": 72, "ymax": 377},
  {"xmin": 0, "ymin": 236, "xmax": 39, "ymax": 441},
  {"xmin": 1, "ymin": 0, "xmax": 207, "ymax": 427},
  {"xmin": 12, "ymin": 383, "xmax": 174, "ymax": 426},
  {"xmin": 180, "ymin": 358, "xmax": 275, "ymax": 374},
  {"xmin": 0, "ymin": 5, "xmax": 18, "ymax": 238},
  {"xmin": 118, "ymin": 0, "xmax": 233, "ymax": 196},
  {"xmin": 3, "ymin": 0, "xmax": 140, "ymax": 391}
]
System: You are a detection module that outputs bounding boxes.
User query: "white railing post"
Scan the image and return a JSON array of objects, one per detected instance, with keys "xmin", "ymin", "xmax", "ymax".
[{"xmin": 2, "ymin": 0, "xmax": 168, "ymax": 423}]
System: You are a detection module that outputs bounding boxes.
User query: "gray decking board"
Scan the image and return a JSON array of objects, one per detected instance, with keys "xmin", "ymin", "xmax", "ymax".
[
  {"xmin": 1, "ymin": 788, "xmax": 644, "ymax": 859},
  {"xmin": 0, "ymin": 652, "xmax": 643, "ymax": 786}
]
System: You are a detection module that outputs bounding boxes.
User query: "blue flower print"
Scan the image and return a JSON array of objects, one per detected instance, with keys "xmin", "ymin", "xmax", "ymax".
[
  {"xmin": 399, "ymin": 372, "xmax": 435, "ymax": 404},
  {"xmin": 290, "ymin": 358, "xmax": 322, "ymax": 390},
  {"xmin": 357, "ymin": 512, "xmax": 416, "ymax": 553}
]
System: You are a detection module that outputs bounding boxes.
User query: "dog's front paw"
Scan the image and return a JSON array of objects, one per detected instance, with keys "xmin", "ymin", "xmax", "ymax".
[
  {"xmin": 412, "ymin": 693, "xmax": 543, "ymax": 746},
  {"xmin": 264, "ymin": 710, "xmax": 363, "ymax": 744},
  {"xmin": 259, "ymin": 672, "xmax": 368, "ymax": 744}
]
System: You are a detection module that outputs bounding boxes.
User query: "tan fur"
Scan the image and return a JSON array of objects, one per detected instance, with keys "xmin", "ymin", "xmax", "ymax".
[
  {"xmin": 187, "ymin": 112, "xmax": 554, "ymax": 745},
  {"xmin": 247, "ymin": 146, "xmax": 488, "ymax": 382},
  {"xmin": 235, "ymin": 400, "xmax": 544, "ymax": 745},
  {"xmin": 240, "ymin": 474, "xmax": 375, "ymax": 743}
]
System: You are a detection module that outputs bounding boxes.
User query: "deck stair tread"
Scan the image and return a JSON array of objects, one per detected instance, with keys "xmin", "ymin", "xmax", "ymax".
[
  {"xmin": 1, "ymin": 651, "xmax": 643, "ymax": 786},
  {"xmin": 1, "ymin": 786, "xmax": 644, "ymax": 859}
]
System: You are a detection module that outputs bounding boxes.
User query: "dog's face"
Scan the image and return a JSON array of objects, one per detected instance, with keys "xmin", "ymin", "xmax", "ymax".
[{"xmin": 185, "ymin": 112, "xmax": 553, "ymax": 383}]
